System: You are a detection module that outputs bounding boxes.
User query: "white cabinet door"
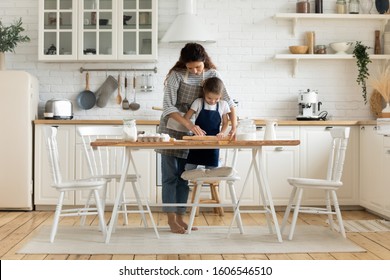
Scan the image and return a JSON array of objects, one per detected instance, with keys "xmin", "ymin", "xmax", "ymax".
[
  {"xmin": 38, "ymin": 0, "xmax": 78, "ymax": 61},
  {"xmin": 299, "ymin": 126, "xmax": 359, "ymax": 205},
  {"xmin": 34, "ymin": 125, "xmax": 76, "ymax": 205}
]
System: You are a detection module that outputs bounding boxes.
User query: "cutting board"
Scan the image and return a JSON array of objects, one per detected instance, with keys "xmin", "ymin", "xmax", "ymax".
[{"xmin": 182, "ymin": 135, "xmax": 230, "ymax": 141}]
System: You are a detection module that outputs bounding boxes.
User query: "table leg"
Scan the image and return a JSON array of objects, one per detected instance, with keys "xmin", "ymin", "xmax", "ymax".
[{"xmin": 105, "ymin": 147, "xmax": 131, "ymax": 243}]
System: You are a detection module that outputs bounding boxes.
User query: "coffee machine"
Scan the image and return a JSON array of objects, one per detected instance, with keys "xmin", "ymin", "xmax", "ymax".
[{"xmin": 296, "ymin": 89, "xmax": 322, "ymax": 120}]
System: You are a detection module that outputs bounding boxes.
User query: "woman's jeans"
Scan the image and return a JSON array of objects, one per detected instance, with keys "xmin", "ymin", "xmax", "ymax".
[{"xmin": 161, "ymin": 154, "xmax": 188, "ymax": 214}]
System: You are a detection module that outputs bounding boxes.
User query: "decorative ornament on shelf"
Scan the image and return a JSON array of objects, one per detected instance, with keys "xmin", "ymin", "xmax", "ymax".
[
  {"xmin": 375, "ymin": 0, "xmax": 390, "ymax": 14},
  {"xmin": 368, "ymin": 62, "xmax": 390, "ymax": 117},
  {"xmin": 361, "ymin": 0, "xmax": 374, "ymax": 14},
  {"xmin": 352, "ymin": 41, "xmax": 372, "ymax": 104},
  {"xmin": 0, "ymin": 17, "xmax": 30, "ymax": 70}
]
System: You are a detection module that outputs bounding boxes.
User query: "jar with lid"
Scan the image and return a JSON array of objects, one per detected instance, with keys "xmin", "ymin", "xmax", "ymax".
[
  {"xmin": 296, "ymin": 0, "xmax": 310, "ymax": 13},
  {"xmin": 349, "ymin": 0, "xmax": 360, "ymax": 14},
  {"xmin": 336, "ymin": 0, "xmax": 347, "ymax": 13},
  {"xmin": 315, "ymin": 45, "xmax": 327, "ymax": 54},
  {"xmin": 123, "ymin": 118, "xmax": 137, "ymax": 141},
  {"xmin": 236, "ymin": 119, "xmax": 256, "ymax": 140}
]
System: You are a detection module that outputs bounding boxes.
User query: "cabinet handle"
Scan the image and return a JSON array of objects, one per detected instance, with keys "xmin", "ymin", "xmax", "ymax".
[
  {"xmin": 325, "ymin": 126, "xmax": 333, "ymax": 130},
  {"xmin": 360, "ymin": 126, "xmax": 365, "ymax": 130},
  {"xmin": 256, "ymin": 126, "xmax": 264, "ymax": 130},
  {"xmin": 274, "ymin": 147, "xmax": 284, "ymax": 151}
]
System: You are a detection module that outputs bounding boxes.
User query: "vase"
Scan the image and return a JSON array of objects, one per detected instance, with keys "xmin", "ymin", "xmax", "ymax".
[
  {"xmin": 382, "ymin": 102, "xmax": 390, "ymax": 117},
  {"xmin": 375, "ymin": 0, "xmax": 390, "ymax": 14},
  {"xmin": 0, "ymin": 52, "xmax": 5, "ymax": 70},
  {"xmin": 361, "ymin": 0, "xmax": 374, "ymax": 13}
]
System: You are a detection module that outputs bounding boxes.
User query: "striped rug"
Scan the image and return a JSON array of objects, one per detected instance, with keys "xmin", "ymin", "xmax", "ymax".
[{"xmin": 338, "ymin": 220, "xmax": 390, "ymax": 232}]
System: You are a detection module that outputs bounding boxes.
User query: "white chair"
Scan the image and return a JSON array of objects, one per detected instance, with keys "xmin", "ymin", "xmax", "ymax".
[
  {"xmin": 181, "ymin": 149, "xmax": 244, "ymax": 234},
  {"xmin": 76, "ymin": 126, "xmax": 151, "ymax": 228},
  {"xmin": 281, "ymin": 127, "xmax": 350, "ymax": 240},
  {"xmin": 45, "ymin": 126, "xmax": 107, "ymax": 243}
]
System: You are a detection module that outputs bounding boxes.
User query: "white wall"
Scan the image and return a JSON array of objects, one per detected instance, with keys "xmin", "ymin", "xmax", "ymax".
[{"xmin": 0, "ymin": 0, "xmax": 381, "ymax": 120}]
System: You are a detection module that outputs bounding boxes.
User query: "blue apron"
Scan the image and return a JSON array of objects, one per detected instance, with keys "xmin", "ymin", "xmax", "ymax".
[{"xmin": 186, "ymin": 101, "xmax": 221, "ymax": 167}]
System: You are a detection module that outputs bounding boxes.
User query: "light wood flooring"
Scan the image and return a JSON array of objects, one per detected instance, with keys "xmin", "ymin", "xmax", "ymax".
[{"xmin": 1, "ymin": 209, "xmax": 390, "ymax": 260}]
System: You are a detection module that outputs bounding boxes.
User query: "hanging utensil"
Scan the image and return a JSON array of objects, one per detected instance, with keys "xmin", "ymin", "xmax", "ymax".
[
  {"xmin": 76, "ymin": 72, "xmax": 96, "ymax": 110},
  {"xmin": 116, "ymin": 73, "xmax": 122, "ymax": 105},
  {"xmin": 129, "ymin": 72, "xmax": 140, "ymax": 111},
  {"xmin": 122, "ymin": 73, "xmax": 130, "ymax": 110}
]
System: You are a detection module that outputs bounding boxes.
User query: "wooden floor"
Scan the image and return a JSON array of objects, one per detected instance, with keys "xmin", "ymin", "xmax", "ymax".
[{"xmin": 1, "ymin": 209, "xmax": 390, "ymax": 260}]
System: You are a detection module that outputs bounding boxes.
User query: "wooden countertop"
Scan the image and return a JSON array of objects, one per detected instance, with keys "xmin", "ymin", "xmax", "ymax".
[{"xmin": 34, "ymin": 119, "xmax": 377, "ymax": 126}]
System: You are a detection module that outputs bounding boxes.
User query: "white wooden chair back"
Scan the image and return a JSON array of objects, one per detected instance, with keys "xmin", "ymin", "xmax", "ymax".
[
  {"xmin": 44, "ymin": 126, "xmax": 62, "ymax": 185},
  {"xmin": 327, "ymin": 127, "xmax": 350, "ymax": 183},
  {"xmin": 77, "ymin": 126, "xmax": 125, "ymax": 179}
]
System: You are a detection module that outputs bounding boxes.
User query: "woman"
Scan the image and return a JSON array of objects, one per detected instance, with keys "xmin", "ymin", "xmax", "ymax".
[{"xmin": 157, "ymin": 43, "xmax": 237, "ymax": 234}]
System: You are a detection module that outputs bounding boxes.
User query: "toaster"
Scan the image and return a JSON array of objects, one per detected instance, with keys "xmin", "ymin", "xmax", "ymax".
[{"xmin": 45, "ymin": 98, "xmax": 73, "ymax": 119}]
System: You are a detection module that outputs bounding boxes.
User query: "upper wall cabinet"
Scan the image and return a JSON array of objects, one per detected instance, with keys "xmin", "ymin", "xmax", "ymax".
[{"xmin": 39, "ymin": 0, "xmax": 158, "ymax": 62}]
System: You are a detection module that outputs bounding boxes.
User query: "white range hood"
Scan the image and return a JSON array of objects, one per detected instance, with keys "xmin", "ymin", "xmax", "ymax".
[{"xmin": 160, "ymin": 0, "xmax": 216, "ymax": 43}]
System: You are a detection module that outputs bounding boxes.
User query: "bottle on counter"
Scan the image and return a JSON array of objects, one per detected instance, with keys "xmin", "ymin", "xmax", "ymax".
[
  {"xmin": 296, "ymin": 0, "xmax": 310, "ymax": 13},
  {"xmin": 123, "ymin": 118, "xmax": 137, "ymax": 142}
]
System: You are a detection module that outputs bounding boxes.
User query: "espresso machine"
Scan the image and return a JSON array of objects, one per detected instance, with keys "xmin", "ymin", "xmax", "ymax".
[{"xmin": 296, "ymin": 89, "xmax": 322, "ymax": 120}]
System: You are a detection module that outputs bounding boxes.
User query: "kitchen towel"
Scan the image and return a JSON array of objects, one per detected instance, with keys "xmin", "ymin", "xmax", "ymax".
[{"xmin": 18, "ymin": 225, "xmax": 364, "ymax": 255}]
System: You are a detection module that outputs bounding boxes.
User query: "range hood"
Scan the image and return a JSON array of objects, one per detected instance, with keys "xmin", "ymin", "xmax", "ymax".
[{"xmin": 160, "ymin": 0, "xmax": 216, "ymax": 43}]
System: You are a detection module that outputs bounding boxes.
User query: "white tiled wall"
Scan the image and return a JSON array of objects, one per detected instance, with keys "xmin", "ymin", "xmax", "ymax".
[{"xmin": 1, "ymin": 0, "xmax": 383, "ymax": 120}]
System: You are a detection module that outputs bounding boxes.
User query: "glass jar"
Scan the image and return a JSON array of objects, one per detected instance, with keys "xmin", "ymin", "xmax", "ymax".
[
  {"xmin": 349, "ymin": 0, "xmax": 360, "ymax": 14},
  {"xmin": 123, "ymin": 118, "xmax": 137, "ymax": 142},
  {"xmin": 236, "ymin": 119, "xmax": 256, "ymax": 140},
  {"xmin": 315, "ymin": 45, "xmax": 327, "ymax": 54},
  {"xmin": 296, "ymin": 0, "xmax": 310, "ymax": 13},
  {"xmin": 336, "ymin": 0, "xmax": 347, "ymax": 14}
]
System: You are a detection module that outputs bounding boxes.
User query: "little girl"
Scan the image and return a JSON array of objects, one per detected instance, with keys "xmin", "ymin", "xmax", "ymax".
[{"xmin": 184, "ymin": 77, "xmax": 231, "ymax": 169}]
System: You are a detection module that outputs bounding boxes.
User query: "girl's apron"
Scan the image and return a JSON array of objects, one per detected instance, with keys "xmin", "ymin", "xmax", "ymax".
[{"xmin": 186, "ymin": 101, "xmax": 221, "ymax": 167}]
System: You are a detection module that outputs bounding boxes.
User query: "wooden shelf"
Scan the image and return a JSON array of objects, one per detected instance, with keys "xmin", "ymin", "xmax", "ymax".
[
  {"xmin": 274, "ymin": 54, "xmax": 390, "ymax": 77},
  {"xmin": 274, "ymin": 13, "xmax": 390, "ymax": 35}
]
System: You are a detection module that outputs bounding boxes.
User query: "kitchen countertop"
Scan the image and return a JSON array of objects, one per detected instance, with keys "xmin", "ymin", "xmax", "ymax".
[{"xmin": 34, "ymin": 119, "xmax": 377, "ymax": 126}]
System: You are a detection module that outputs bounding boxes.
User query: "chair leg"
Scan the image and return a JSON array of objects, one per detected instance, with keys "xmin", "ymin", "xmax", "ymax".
[
  {"xmin": 190, "ymin": 184, "xmax": 200, "ymax": 217},
  {"xmin": 121, "ymin": 189, "xmax": 129, "ymax": 225},
  {"xmin": 80, "ymin": 190, "xmax": 94, "ymax": 226},
  {"xmin": 50, "ymin": 191, "xmax": 65, "ymax": 243},
  {"xmin": 325, "ymin": 190, "xmax": 334, "ymax": 230},
  {"xmin": 93, "ymin": 189, "xmax": 107, "ymax": 238},
  {"xmin": 210, "ymin": 183, "xmax": 224, "ymax": 216},
  {"xmin": 227, "ymin": 181, "xmax": 244, "ymax": 234},
  {"xmin": 132, "ymin": 181, "xmax": 148, "ymax": 228},
  {"xmin": 188, "ymin": 181, "xmax": 202, "ymax": 234},
  {"xmin": 288, "ymin": 187, "xmax": 303, "ymax": 241},
  {"xmin": 281, "ymin": 186, "xmax": 297, "ymax": 234},
  {"xmin": 331, "ymin": 190, "xmax": 346, "ymax": 238}
]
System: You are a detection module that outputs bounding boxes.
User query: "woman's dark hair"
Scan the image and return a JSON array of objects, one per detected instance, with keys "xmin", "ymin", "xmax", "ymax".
[
  {"xmin": 202, "ymin": 77, "xmax": 224, "ymax": 97},
  {"xmin": 166, "ymin": 43, "xmax": 217, "ymax": 79}
]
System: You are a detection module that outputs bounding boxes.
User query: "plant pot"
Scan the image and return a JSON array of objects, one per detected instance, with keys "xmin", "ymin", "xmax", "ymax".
[
  {"xmin": 0, "ymin": 52, "xmax": 5, "ymax": 70},
  {"xmin": 381, "ymin": 102, "xmax": 390, "ymax": 118}
]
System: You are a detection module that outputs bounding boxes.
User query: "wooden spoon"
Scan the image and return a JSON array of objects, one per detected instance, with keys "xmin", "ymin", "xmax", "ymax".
[{"xmin": 116, "ymin": 74, "xmax": 122, "ymax": 104}]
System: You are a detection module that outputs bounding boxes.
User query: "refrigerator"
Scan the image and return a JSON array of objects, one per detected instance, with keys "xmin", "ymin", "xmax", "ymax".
[{"xmin": 0, "ymin": 71, "xmax": 39, "ymax": 210}]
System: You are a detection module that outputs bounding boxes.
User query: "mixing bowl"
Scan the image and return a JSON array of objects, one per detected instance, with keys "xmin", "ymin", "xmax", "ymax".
[
  {"xmin": 330, "ymin": 42, "xmax": 352, "ymax": 54},
  {"xmin": 289, "ymin": 45, "xmax": 308, "ymax": 54}
]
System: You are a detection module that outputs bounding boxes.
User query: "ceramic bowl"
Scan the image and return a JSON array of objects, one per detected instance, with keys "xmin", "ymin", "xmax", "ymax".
[
  {"xmin": 289, "ymin": 45, "xmax": 308, "ymax": 54},
  {"xmin": 330, "ymin": 42, "xmax": 352, "ymax": 54}
]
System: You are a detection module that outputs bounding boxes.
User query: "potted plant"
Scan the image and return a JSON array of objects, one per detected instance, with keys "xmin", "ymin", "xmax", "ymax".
[
  {"xmin": 0, "ymin": 18, "xmax": 30, "ymax": 70},
  {"xmin": 352, "ymin": 41, "xmax": 372, "ymax": 104}
]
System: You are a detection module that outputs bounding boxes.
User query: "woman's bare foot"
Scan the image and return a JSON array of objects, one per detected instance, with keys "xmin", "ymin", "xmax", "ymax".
[
  {"xmin": 177, "ymin": 215, "xmax": 198, "ymax": 231},
  {"xmin": 167, "ymin": 213, "xmax": 186, "ymax": 234}
]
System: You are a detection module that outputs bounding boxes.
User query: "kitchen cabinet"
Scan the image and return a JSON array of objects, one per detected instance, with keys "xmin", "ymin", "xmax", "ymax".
[
  {"xmin": 34, "ymin": 124, "xmax": 157, "ymax": 209},
  {"xmin": 273, "ymin": 13, "xmax": 390, "ymax": 77},
  {"xmin": 39, "ymin": 0, "xmax": 158, "ymax": 61},
  {"xmin": 359, "ymin": 125, "xmax": 390, "ymax": 218},
  {"xmin": 299, "ymin": 126, "xmax": 359, "ymax": 205}
]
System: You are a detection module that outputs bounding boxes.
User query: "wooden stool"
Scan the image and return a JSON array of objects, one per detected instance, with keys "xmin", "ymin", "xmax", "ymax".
[{"xmin": 190, "ymin": 182, "xmax": 224, "ymax": 216}]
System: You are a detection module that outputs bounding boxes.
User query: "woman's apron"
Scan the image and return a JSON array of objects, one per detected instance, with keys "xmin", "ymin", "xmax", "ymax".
[
  {"xmin": 186, "ymin": 101, "xmax": 221, "ymax": 167},
  {"xmin": 158, "ymin": 71, "xmax": 203, "ymax": 159}
]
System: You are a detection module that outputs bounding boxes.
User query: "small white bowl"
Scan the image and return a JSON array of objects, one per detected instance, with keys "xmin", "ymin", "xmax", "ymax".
[{"xmin": 330, "ymin": 42, "xmax": 352, "ymax": 54}]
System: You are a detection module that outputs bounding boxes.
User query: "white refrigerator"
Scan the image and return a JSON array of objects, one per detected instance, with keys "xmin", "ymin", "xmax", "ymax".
[{"xmin": 0, "ymin": 71, "xmax": 39, "ymax": 210}]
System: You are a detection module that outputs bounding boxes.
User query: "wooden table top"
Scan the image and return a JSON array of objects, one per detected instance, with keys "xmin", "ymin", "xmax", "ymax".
[{"xmin": 91, "ymin": 139, "xmax": 301, "ymax": 149}]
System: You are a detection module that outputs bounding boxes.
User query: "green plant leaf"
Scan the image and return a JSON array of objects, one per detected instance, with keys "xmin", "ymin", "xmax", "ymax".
[
  {"xmin": 352, "ymin": 41, "xmax": 372, "ymax": 104},
  {"xmin": 0, "ymin": 18, "xmax": 30, "ymax": 53}
]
